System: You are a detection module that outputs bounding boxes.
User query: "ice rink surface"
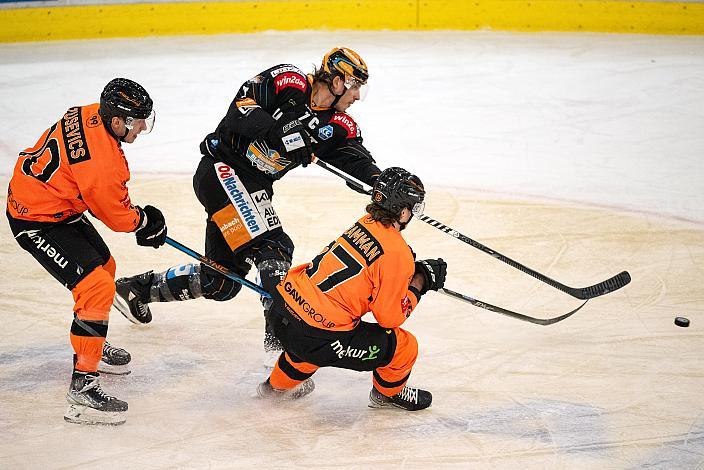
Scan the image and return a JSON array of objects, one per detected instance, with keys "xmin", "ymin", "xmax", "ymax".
[{"xmin": 1, "ymin": 31, "xmax": 703, "ymax": 468}]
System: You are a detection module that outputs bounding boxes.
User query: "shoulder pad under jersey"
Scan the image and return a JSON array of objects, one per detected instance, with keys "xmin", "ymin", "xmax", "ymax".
[{"xmin": 330, "ymin": 112, "xmax": 361, "ymax": 139}]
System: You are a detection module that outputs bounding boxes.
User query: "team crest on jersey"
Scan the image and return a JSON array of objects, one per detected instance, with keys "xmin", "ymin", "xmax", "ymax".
[
  {"xmin": 332, "ymin": 113, "xmax": 356, "ymax": 138},
  {"xmin": 318, "ymin": 125, "xmax": 333, "ymax": 141},
  {"xmin": 274, "ymin": 72, "xmax": 306, "ymax": 93},
  {"xmin": 245, "ymin": 140, "xmax": 290, "ymax": 175}
]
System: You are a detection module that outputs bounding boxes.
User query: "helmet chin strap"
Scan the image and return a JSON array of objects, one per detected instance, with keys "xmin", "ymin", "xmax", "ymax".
[
  {"xmin": 327, "ymin": 78, "xmax": 345, "ymax": 108},
  {"xmin": 104, "ymin": 119, "xmax": 129, "ymax": 142}
]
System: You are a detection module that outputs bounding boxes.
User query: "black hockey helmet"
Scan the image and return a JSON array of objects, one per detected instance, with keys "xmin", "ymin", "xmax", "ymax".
[
  {"xmin": 99, "ymin": 78, "xmax": 155, "ymax": 135},
  {"xmin": 371, "ymin": 167, "xmax": 425, "ymax": 217}
]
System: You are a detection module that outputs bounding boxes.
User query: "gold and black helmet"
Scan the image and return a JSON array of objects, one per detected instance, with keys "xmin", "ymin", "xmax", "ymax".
[{"xmin": 322, "ymin": 47, "xmax": 369, "ymax": 85}]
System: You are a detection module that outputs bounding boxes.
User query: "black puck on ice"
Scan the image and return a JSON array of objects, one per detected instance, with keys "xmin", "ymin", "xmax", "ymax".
[{"xmin": 674, "ymin": 317, "xmax": 690, "ymax": 327}]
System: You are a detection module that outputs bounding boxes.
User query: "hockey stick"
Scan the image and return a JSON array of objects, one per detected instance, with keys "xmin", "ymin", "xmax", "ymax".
[
  {"xmin": 165, "ymin": 237, "xmax": 271, "ymax": 299},
  {"xmin": 440, "ymin": 287, "xmax": 588, "ymax": 326},
  {"xmin": 312, "ymin": 158, "xmax": 631, "ymax": 300}
]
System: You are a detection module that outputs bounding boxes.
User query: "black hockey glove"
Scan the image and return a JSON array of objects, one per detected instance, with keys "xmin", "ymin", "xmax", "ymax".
[
  {"xmin": 266, "ymin": 114, "xmax": 313, "ymax": 167},
  {"xmin": 414, "ymin": 258, "xmax": 447, "ymax": 295},
  {"xmin": 135, "ymin": 205, "xmax": 167, "ymax": 248}
]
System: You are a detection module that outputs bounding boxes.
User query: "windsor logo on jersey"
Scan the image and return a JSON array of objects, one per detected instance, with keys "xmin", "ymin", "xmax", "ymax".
[
  {"xmin": 318, "ymin": 125, "xmax": 333, "ymax": 141},
  {"xmin": 283, "ymin": 281, "xmax": 335, "ymax": 328},
  {"xmin": 274, "ymin": 72, "xmax": 306, "ymax": 93},
  {"xmin": 332, "ymin": 113, "xmax": 356, "ymax": 138},
  {"xmin": 61, "ymin": 107, "xmax": 91, "ymax": 164}
]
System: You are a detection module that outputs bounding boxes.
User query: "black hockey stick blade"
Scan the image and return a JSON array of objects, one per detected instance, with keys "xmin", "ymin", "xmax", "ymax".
[
  {"xmin": 419, "ymin": 214, "xmax": 631, "ymax": 300},
  {"xmin": 440, "ymin": 287, "xmax": 588, "ymax": 326}
]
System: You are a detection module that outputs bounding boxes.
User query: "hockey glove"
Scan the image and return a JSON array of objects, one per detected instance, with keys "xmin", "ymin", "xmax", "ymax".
[
  {"xmin": 135, "ymin": 205, "xmax": 167, "ymax": 248},
  {"xmin": 414, "ymin": 258, "xmax": 447, "ymax": 295},
  {"xmin": 266, "ymin": 113, "xmax": 313, "ymax": 167}
]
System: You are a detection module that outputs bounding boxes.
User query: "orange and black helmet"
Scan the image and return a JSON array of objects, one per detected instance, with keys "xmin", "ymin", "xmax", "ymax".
[{"xmin": 321, "ymin": 47, "xmax": 369, "ymax": 85}]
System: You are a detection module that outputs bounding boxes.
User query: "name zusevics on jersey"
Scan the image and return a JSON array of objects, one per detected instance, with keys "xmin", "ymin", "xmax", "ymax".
[
  {"xmin": 62, "ymin": 107, "xmax": 89, "ymax": 163},
  {"xmin": 283, "ymin": 281, "xmax": 335, "ymax": 329},
  {"xmin": 216, "ymin": 165, "xmax": 261, "ymax": 234}
]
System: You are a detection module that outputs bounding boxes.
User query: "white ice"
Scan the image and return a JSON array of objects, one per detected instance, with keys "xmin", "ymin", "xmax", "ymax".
[{"xmin": 1, "ymin": 31, "xmax": 703, "ymax": 468}]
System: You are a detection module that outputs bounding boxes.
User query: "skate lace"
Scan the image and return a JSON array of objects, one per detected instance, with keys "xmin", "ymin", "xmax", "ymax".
[
  {"xmin": 138, "ymin": 303, "xmax": 148, "ymax": 315},
  {"xmin": 103, "ymin": 341, "xmax": 118, "ymax": 357},
  {"xmin": 397, "ymin": 386, "xmax": 418, "ymax": 404},
  {"xmin": 81, "ymin": 376, "xmax": 112, "ymax": 400}
]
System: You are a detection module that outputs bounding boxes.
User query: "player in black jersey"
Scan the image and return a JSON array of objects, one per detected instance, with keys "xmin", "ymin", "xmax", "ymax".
[{"xmin": 113, "ymin": 48, "xmax": 382, "ymax": 366}]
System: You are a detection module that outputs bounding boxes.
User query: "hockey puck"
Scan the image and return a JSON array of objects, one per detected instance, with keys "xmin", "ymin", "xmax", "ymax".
[{"xmin": 674, "ymin": 317, "xmax": 690, "ymax": 328}]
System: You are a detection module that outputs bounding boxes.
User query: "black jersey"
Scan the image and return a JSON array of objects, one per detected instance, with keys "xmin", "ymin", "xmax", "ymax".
[{"xmin": 200, "ymin": 64, "xmax": 380, "ymax": 185}]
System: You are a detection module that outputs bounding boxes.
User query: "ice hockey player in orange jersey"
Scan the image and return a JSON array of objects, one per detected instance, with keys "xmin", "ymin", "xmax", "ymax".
[
  {"xmin": 257, "ymin": 167, "xmax": 447, "ymax": 411},
  {"xmin": 6, "ymin": 78, "xmax": 168, "ymax": 425}
]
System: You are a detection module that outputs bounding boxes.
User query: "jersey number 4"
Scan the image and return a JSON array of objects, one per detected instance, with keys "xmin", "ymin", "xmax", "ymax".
[
  {"xmin": 20, "ymin": 123, "xmax": 61, "ymax": 183},
  {"xmin": 306, "ymin": 243, "xmax": 363, "ymax": 292}
]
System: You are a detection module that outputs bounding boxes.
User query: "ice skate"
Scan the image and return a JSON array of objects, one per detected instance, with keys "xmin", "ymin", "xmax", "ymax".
[
  {"xmin": 368, "ymin": 385, "xmax": 432, "ymax": 411},
  {"xmin": 113, "ymin": 272, "xmax": 153, "ymax": 324},
  {"xmin": 64, "ymin": 371, "xmax": 128, "ymax": 425},
  {"xmin": 98, "ymin": 341, "xmax": 131, "ymax": 375},
  {"xmin": 257, "ymin": 378, "xmax": 315, "ymax": 401}
]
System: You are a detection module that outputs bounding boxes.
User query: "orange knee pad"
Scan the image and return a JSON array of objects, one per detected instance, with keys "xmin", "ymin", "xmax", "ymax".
[
  {"xmin": 70, "ymin": 265, "xmax": 115, "ymax": 372},
  {"xmin": 373, "ymin": 328, "xmax": 418, "ymax": 396}
]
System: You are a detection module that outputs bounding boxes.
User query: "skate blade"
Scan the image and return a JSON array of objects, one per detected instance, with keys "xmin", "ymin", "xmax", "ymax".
[
  {"xmin": 98, "ymin": 362, "xmax": 131, "ymax": 375},
  {"xmin": 257, "ymin": 380, "xmax": 315, "ymax": 401},
  {"xmin": 111, "ymin": 295, "xmax": 141, "ymax": 325},
  {"xmin": 64, "ymin": 404, "xmax": 126, "ymax": 426}
]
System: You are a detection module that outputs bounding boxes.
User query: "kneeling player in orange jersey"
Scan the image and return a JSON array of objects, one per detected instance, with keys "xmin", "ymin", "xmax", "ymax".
[
  {"xmin": 257, "ymin": 167, "xmax": 446, "ymax": 411},
  {"xmin": 6, "ymin": 78, "xmax": 167, "ymax": 425}
]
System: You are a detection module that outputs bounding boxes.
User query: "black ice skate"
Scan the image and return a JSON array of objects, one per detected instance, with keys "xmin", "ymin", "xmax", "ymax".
[
  {"xmin": 113, "ymin": 272, "xmax": 153, "ymax": 324},
  {"xmin": 98, "ymin": 341, "xmax": 131, "ymax": 375},
  {"xmin": 257, "ymin": 378, "xmax": 315, "ymax": 401},
  {"xmin": 368, "ymin": 385, "xmax": 432, "ymax": 411},
  {"xmin": 64, "ymin": 371, "xmax": 128, "ymax": 425}
]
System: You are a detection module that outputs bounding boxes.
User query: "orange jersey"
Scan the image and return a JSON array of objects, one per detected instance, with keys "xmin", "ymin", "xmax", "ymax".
[
  {"xmin": 6, "ymin": 103, "xmax": 141, "ymax": 232},
  {"xmin": 277, "ymin": 215, "xmax": 420, "ymax": 332}
]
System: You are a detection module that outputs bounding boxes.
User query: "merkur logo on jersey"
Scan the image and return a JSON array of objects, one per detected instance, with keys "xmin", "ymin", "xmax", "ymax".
[{"xmin": 27, "ymin": 231, "xmax": 68, "ymax": 269}]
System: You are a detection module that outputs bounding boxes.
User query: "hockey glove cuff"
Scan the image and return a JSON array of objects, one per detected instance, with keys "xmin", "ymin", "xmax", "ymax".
[
  {"xmin": 414, "ymin": 258, "xmax": 447, "ymax": 295},
  {"xmin": 266, "ymin": 113, "xmax": 313, "ymax": 167},
  {"xmin": 135, "ymin": 205, "xmax": 167, "ymax": 248}
]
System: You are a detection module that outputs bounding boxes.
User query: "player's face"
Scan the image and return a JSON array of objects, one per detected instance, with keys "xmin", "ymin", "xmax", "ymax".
[
  {"xmin": 334, "ymin": 84, "xmax": 360, "ymax": 112},
  {"xmin": 122, "ymin": 118, "xmax": 147, "ymax": 143}
]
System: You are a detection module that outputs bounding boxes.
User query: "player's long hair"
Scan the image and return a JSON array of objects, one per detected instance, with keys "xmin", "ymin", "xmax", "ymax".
[{"xmin": 366, "ymin": 203, "xmax": 399, "ymax": 228}]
